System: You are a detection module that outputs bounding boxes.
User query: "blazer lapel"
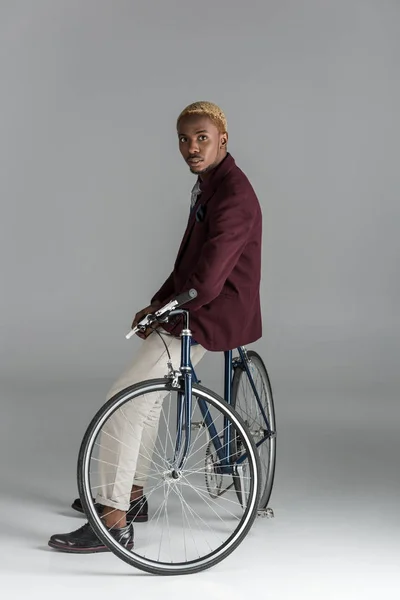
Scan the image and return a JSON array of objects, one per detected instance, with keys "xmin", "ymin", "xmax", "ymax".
[
  {"xmin": 174, "ymin": 154, "xmax": 236, "ymax": 266},
  {"xmin": 175, "ymin": 187, "xmax": 212, "ymax": 266}
]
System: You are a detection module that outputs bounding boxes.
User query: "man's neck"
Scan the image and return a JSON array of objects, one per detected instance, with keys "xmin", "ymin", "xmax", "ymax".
[{"xmin": 199, "ymin": 153, "xmax": 228, "ymax": 182}]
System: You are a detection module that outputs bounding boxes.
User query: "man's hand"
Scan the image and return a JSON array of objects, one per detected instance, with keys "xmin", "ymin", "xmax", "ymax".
[{"xmin": 131, "ymin": 300, "xmax": 162, "ymax": 339}]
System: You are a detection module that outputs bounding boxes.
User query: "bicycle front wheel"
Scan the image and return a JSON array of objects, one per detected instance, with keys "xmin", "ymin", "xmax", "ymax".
[{"xmin": 77, "ymin": 379, "xmax": 261, "ymax": 575}]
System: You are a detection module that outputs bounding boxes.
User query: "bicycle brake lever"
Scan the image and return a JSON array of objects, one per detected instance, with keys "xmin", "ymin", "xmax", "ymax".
[{"xmin": 125, "ymin": 289, "xmax": 197, "ymax": 340}]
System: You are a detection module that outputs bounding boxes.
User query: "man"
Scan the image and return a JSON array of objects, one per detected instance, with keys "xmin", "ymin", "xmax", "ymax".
[{"xmin": 48, "ymin": 101, "xmax": 262, "ymax": 552}]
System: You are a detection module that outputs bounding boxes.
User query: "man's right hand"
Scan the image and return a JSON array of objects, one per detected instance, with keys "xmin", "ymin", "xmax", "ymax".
[{"xmin": 131, "ymin": 301, "xmax": 162, "ymax": 339}]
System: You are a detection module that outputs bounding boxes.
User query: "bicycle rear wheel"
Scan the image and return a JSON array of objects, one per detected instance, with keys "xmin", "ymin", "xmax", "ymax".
[
  {"xmin": 77, "ymin": 379, "xmax": 260, "ymax": 575},
  {"xmin": 231, "ymin": 351, "xmax": 276, "ymax": 509}
]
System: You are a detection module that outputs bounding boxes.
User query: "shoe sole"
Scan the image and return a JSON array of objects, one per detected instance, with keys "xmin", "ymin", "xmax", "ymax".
[
  {"xmin": 71, "ymin": 502, "xmax": 148, "ymax": 523},
  {"xmin": 48, "ymin": 540, "xmax": 134, "ymax": 553}
]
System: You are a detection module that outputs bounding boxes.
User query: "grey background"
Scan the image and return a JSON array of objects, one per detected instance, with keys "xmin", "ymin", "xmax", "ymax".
[{"xmin": 0, "ymin": 1, "xmax": 399, "ymax": 597}]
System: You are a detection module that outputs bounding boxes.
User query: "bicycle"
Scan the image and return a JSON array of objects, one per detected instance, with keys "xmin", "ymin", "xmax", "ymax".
[{"xmin": 77, "ymin": 289, "xmax": 276, "ymax": 575}]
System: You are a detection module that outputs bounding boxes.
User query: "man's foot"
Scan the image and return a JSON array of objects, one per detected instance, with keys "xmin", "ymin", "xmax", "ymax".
[
  {"xmin": 71, "ymin": 496, "xmax": 148, "ymax": 522},
  {"xmin": 48, "ymin": 522, "xmax": 134, "ymax": 553}
]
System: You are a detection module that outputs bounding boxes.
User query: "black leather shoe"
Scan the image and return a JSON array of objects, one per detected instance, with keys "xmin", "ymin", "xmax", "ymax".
[
  {"xmin": 48, "ymin": 521, "xmax": 134, "ymax": 553},
  {"xmin": 71, "ymin": 496, "xmax": 148, "ymax": 522}
]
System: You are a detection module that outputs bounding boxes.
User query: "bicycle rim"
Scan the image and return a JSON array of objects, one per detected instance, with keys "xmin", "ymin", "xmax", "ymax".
[
  {"xmin": 78, "ymin": 379, "xmax": 261, "ymax": 575},
  {"xmin": 231, "ymin": 352, "xmax": 276, "ymax": 509}
]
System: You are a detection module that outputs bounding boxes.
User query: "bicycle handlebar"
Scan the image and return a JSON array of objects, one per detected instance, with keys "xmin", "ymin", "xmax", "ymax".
[{"xmin": 125, "ymin": 288, "xmax": 198, "ymax": 339}]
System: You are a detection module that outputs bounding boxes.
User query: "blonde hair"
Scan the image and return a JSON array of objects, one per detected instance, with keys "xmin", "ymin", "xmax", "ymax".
[{"xmin": 177, "ymin": 101, "xmax": 227, "ymax": 133}]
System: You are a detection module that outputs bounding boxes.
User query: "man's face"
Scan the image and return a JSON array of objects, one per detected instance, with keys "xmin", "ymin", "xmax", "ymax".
[{"xmin": 177, "ymin": 115, "xmax": 228, "ymax": 175}]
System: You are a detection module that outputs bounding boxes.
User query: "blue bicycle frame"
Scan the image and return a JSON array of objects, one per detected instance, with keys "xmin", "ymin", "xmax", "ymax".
[{"xmin": 168, "ymin": 309, "xmax": 272, "ymax": 475}]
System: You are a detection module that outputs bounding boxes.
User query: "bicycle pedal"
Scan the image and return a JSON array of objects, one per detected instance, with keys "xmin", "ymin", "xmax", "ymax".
[
  {"xmin": 257, "ymin": 507, "xmax": 274, "ymax": 519},
  {"xmin": 191, "ymin": 421, "xmax": 205, "ymax": 430}
]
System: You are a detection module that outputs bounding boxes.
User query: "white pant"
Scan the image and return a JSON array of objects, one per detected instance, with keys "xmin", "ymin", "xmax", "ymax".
[{"xmin": 95, "ymin": 331, "xmax": 207, "ymax": 511}]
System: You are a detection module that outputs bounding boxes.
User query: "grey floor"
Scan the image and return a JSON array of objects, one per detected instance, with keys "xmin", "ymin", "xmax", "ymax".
[{"xmin": 1, "ymin": 375, "xmax": 399, "ymax": 599}]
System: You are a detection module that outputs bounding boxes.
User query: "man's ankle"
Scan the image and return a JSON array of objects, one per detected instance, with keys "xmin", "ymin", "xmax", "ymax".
[
  {"xmin": 130, "ymin": 485, "xmax": 144, "ymax": 502},
  {"xmin": 101, "ymin": 506, "xmax": 127, "ymax": 529}
]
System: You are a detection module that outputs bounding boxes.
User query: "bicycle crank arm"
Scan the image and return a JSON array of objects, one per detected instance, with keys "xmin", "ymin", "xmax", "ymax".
[{"xmin": 257, "ymin": 507, "xmax": 275, "ymax": 518}]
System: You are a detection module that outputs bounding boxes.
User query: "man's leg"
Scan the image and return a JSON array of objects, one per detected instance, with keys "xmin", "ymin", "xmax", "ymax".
[
  {"xmin": 129, "ymin": 342, "xmax": 207, "ymax": 501},
  {"xmin": 96, "ymin": 333, "xmax": 206, "ymax": 526},
  {"xmin": 49, "ymin": 331, "xmax": 206, "ymax": 551}
]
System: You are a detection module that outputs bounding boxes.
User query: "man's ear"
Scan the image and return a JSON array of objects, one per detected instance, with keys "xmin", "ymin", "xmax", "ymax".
[{"xmin": 220, "ymin": 132, "xmax": 228, "ymax": 148}]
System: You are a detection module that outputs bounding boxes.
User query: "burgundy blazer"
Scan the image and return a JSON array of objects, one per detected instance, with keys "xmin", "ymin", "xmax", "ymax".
[{"xmin": 151, "ymin": 153, "xmax": 262, "ymax": 352}]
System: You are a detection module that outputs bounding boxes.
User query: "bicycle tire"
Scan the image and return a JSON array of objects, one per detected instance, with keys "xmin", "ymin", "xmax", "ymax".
[
  {"xmin": 231, "ymin": 351, "xmax": 276, "ymax": 509},
  {"xmin": 77, "ymin": 378, "xmax": 261, "ymax": 575}
]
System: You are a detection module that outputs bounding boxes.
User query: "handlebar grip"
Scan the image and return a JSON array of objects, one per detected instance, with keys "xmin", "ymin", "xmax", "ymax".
[
  {"xmin": 125, "ymin": 313, "xmax": 152, "ymax": 339},
  {"xmin": 125, "ymin": 328, "xmax": 137, "ymax": 339},
  {"xmin": 173, "ymin": 288, "xmax": 198, "ymax": 308},
  {"xmin": 125, "ymin": 289, "xmax": 197, "ymax": 340}
]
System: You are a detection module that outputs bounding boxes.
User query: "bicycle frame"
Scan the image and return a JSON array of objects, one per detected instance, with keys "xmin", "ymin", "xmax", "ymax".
[{"xmin": 167, "ymin": 309, "xmax": 272, "ymax": 475}]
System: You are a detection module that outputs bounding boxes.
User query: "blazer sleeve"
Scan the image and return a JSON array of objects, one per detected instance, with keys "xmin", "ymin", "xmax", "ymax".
[
  {"xmin": 177, "ymin": 191, "xmax": 256, "ymax": 311},
  {"xmin": 150, "ymin": 272, "xmax": 174, "ymax": 304}
]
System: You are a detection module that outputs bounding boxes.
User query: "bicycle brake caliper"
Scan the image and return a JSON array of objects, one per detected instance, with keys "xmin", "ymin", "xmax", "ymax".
[{"xmin": 165, "ymin": 360, "xmax": 182, "ymax": 389}]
